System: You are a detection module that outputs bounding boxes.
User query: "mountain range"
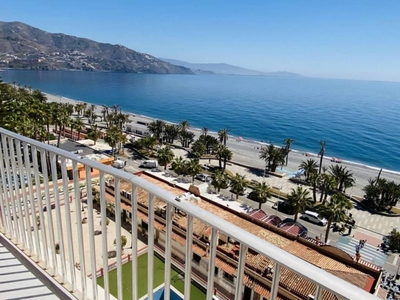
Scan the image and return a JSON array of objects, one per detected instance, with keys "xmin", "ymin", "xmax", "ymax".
[
  {"xmin": 160, "ymin": 58, "xmax": 303, "ymax": 77},
  {"xmin": 0, "ymin": 21, "xmax": 192, "ymax": 74}
]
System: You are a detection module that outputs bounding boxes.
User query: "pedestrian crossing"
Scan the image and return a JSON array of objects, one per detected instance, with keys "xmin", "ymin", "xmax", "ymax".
[{"xmin": 335, "ymin": 236, "xmax": 387, "ymax": 267}]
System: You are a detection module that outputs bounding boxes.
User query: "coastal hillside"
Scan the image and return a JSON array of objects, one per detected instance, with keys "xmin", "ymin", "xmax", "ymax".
[
  {"xmin": 160, "ymin": 58, "xmax": 303, "ymax": 77},
  {"xmin": 0, "ymin": 21, "xmax": 193, "ymax": 74}
]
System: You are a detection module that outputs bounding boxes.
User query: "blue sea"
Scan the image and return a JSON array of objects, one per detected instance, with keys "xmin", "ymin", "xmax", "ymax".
[{"xmin": 1, "ymin": 70, "xmax": 400, "ymax": 172}]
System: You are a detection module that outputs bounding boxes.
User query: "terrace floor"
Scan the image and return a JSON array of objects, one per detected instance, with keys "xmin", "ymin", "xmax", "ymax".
[{"xmin": 0, "ymin": 237, "xmax": 60, "ymax": 300}]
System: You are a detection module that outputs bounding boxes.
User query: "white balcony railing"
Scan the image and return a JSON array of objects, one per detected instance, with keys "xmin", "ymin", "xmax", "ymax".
[{"xmin": 0, "ymin": 127, "xmax": 379, "ymax": 300}]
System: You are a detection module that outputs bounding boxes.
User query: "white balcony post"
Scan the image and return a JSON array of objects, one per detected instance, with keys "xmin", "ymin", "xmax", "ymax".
[
  {"xmin": 114, "ymin": 176, "xmax": 123, "ymax": 300},
  {"xmin": 314, "ymin": 285, "xmax": 323, "ymax": 300},
  {"xmin": 50, "ymin": 152, "xmax": 67, "ymax": 282},
  {"xmin": 269, "ymin": 263, "xmax": 281, "ymax": 300},
  {"xmin": 131, "ymin": 185, "xmax": 138, "ymax": 300},
  {"xmin": 0, "ymin": 141, "xmax": 12, "ymax": 237},
  {"xmin": 85, "ymin": 166, "xmax": 98, "ymax": 300},
  {"xmin": 184, "ymin": 215, "xmax": 193, "ymax": 300},
  {"xmin": 72, "ymin": 160, "xmax": 87, "ymax": 299},
  {"xmin": 39, "ymin": 149, "xmax": 57, "ymax": 273},
  {"xmin": 60, "ymin": 157, "xmax": 76, "ymax": 291},
  {"xmin": 235, "ymin": 243, "xmax": 248, "ymax": 299},
  {"xmin": 147, "ymin": 194, "xmax": 155, "ymax": 300},
  {"xmin": 23, "ymin": 143, "xmax": 40, "ymax": 259},
  {"xmin": 16, "ymin": 140, "xmax": 33, "ymax": 254},
  {"xmin": 2, "ymin": 135, "xmax": 21, "ymax": 242},
  {"xmin": 164, "ymin": 203, "xmax": 173, "ymax": 300},
  {"xmin": 9, "ymin": 139, "xmax": 28, "ymax": 250},
  {"xmin": 31, "ymin": 145, "xmax": 49, "ymax": 264},
  {"xmin": 206, "ymin": 228, "xmax": 218, "ymax": 300},
  {"xmin": 99, "ymin": 172, "xmax": 110, "ymax": 300}
]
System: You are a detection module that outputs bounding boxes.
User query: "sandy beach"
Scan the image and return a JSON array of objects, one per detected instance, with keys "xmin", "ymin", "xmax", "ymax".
[{"xmin": 45, "ymin": 93, "xmax": 400, "ymax": 198}]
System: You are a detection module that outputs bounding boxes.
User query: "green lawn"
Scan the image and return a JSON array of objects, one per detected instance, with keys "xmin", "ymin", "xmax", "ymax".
[{"xmin": 98, "ymin": 253, "xmax": 206, "ymax": 299}]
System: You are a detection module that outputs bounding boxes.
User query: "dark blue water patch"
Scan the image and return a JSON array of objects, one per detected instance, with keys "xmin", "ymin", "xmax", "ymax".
[{"xmin": 1, "ymin": 70, "xmax": 400, "ymax": 171}]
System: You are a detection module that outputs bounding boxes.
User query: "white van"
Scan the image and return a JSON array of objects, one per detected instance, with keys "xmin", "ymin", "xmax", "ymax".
[
  {"xmin": 112, "ymin": 160, "xmax": 126, "ymax": 169},
  {"xmin": 301, "ymin": 210, "xmax": 327, "ymax": 226},
  {"xmin": 140, "ymin": 160, "xmax": 158, "ymax": 169}
]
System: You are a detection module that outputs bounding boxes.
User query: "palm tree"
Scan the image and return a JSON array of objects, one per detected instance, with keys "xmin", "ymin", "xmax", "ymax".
[
  {"xmin": 230, "ymin": 173, "xmax": 247, "ymax": 199},
  {"xmin": 171, "ymin": 156, "xmax": 187, "ymax": 175},
  {"xmin": 319, "ymin": 173, "xmax": 336, "ymax": 203},
  {"xmin": 287, "ymin": 186, "xmax": 313, "ymax": 222},
  {"xmin": 185, "ymin": 159, "xmax": 203, "ymax": 182},
  {"xmin": 164, "ymin": 124, "xmax": 180, "ymax": 144},
  {"xmin": 299, "ymin": 159, "xmax": 318, "ymax": 181},
  {"xmin": 308, "ymin": 172, "xmax": 320, "ymax": 203},
  {"xmin": 101, "ymin": 105, "xmax": 109, "ymax": 123},
  {"xmin": 147, "ymin": 120, "xmax": 165, "ymax": 142},
  {"xmin": 180, "ymin": 120, "xmax": 190, "ymax": 132},
  {"xmin": 201, "ymin": 127, "xmax": 209, "ymax": 137},
  {"xmin": 211, "ymin": 170, "xmax": 230, "ymax": 193},
  {"xmin": 283, "ymin": 138, "xmax": 294, "ymax": 166},
  {"xmin": 253, "ymin": 182, "xmax": 272, "ymax": 209},
  {"xmin": 329, "ymin": 165, "xmax": 355, "ymax": 192},
  {"xmin": 157, "ymin": 146, "xmax": 175, "ymax": 170},
  {"xmin": 318, "ymin": 140, "xmax": 326, "ymax": 174},
  {"xmin": 105, "ymin": 126, "xmax": 122, "ymax": 159},
  {"xmin": 74, "ymin": 117, "xmax": 85, "ymax": 141},
  {"xmin": 220, "ymin": 146, "xmax": 233, "ymax": 170},
  {"xmin": 318, "ymin": 193, "xmax": 353, "ymax": 243},
  {"xmin": 218, "ymin": 128, "xmax": 230, "ymax": 146},
  {"xmin": 87, "ymin": 125, "xmax": 102, "ymax": 145}
]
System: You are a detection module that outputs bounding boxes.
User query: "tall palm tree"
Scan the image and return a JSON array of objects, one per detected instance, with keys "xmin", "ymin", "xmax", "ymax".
[
  {"xmin": 319, "ymin": 173, "xmax": 336, "ymax": 203},
  {"xmin": 218, "ymin": 128, "xmax": 230, "ymax": 146},
  {"xmin": 147, "ymin": 120, "xmax": 165, "ymax": 142},
  {"xmin": 221, "ymin": 146, "xmax": 233, "ymax": 170},
  {"xmin": 299, "ymin": 159, "xmax": 318, "ymax": 181},
  {"xmin": 318, "ymin": 193, "xmax": 353, "ymax": 243},
  {"xmin": 157, "ymin": 146, "xmax": 175, "ymax": 170},
  {"xmin": 230, "ymin": 173, "xmax": 247, "ymax": 199},
  {"xmin": 74, "ymin": 117, "xmax": 85, "ymax": 141},
  {"xmin": 171, "ymin": 156, "xmax": 187, "ymax": 175},
  {"xmin": 283, "ymin": 138, "xmax": 294, "ymax": 166},
  {"xmin": 180, "ymin": 120, "xmax": 190, "ymax": 132},
  {"xmin": 105, "ymin": 126, "xmax": 122, "ymax": 159},
  {"xmin": 318, "ymin": 140, "xmax": 326, "ymax": 174},
  {"xmin": 211, "ymin": 170, "xmax": 230, "ymax": 193},
  {"xmin": 164, "ymin": 124, "xmax": 180, "ymax": 144},
  {"xmin": 87, "ymin": 125, "xmax": 102, "ymax": 145},
  {"xmin": 287, "ymin": 186, "xmax": 313, "ymax": 222},
  {"xmin": 201, "ymin": 127, "xmax": 209, "ymax": 137},
  {"xmin": 253, "ymin": 182, "xmax": 272, "ymax": 209},
  {"xmin": 329, "ymin": 165, "xmax": 355, "ymax": 192},
  {"xmin": 185, "ymin": 159, "xmax": 203, "ymax": 182}
]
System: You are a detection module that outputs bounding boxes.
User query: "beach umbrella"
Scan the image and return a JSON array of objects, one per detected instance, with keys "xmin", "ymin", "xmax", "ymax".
[{"xmin": 237, "ymin": 136, "xmax": 243, "ymax": 141}]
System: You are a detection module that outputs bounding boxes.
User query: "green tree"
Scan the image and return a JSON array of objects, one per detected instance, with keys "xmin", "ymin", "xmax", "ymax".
[
  {"xmin": 329, "ymin": 165, "xmax": 355, "ymax": 192},
  {"xmin": 185, "ymin": 158, "xmax": 203, "ymax": 182},
  {"xmin": 87, "ymin": 125, "xmax": 102, "ymax": 145},
  {"xmin": 230, "ymin": 173, "xmax": 247, "ymax": 199},
  {"xmin": 318, "ymin": 140, "xmax": 326, "ymax": 174},
  {"xmin": 147, "ymin": 120, "xmax": 166, "ymax": 142},
  {"xmin": 105, "ymin": 126, "xmax": 123, "ymax": 159},
  {"xmin": 253, "ymin": 182, "xmax": 272, "ymax": 209},
  {"xmin": 287, "ymin": 186, "xmax": 313, "ymax": 222},
  {"xmin": 218, "ymin": 128, "xmax": 230, "ymax": 146},
  {"xmin": 318, "ymin": 193, "xmax": 353, "ymax": 243},
  {"xmin": 283, "ymin": 138, "xmax": 294, "ymax": 166},
  {"xmin": 157, "ymin": 146, "xmax": 175, "ymax": 170},
  {"xmin": 211, "ymin": 170, "xmax": 230, "ymax": 193},
  {"xmin": 74, "ymin": 117, "xmax": 85, "ymax": 141},
  {"xmin": 114, "ymin": 235, "xmax": 127, "ymax": 252},
  {"xmin": 299, "ymin": 159, "xmax": 318, "ymax": 181},
  {"xmin": 171, "ymin": 156, "xmax": 187, "ymax": 175}
]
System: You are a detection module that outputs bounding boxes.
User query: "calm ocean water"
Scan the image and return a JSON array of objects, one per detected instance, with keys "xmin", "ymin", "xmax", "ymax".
[{"xmin": 2, "ymin": 70, "xmax": 400, "ymax": 171}]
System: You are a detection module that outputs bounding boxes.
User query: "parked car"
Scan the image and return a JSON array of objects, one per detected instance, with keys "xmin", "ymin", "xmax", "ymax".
[
  {"xmin": 195, "ymin": 173, "xmax": 211, "ymax": 182},
  {"xmin": 272, "ymin": 201, "xmax": 295, "ymax": 215},
  {"xmin": 301, "ymin": 210, "xmax": 327, "ymax": 226},
  {"xmin": 140, "ymin": 160, "xmax": 158, "ymax": 169}
]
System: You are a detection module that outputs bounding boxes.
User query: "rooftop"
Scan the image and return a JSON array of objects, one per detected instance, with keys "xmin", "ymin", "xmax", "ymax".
[{"xmin": 106, "ymin": 171, "xmax": 380, "ymax": 300}]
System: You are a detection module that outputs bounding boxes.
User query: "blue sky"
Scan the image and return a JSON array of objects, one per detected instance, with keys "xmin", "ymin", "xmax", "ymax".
[{"xmin": 1, "ymin": 1, "xmax": 400, "ymax": 81}]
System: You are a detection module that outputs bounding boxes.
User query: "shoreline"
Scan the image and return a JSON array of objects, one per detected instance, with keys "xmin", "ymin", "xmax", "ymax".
[{"xmin": 45, "ymin": 92, "xmax": 400, "ymax": 197}]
